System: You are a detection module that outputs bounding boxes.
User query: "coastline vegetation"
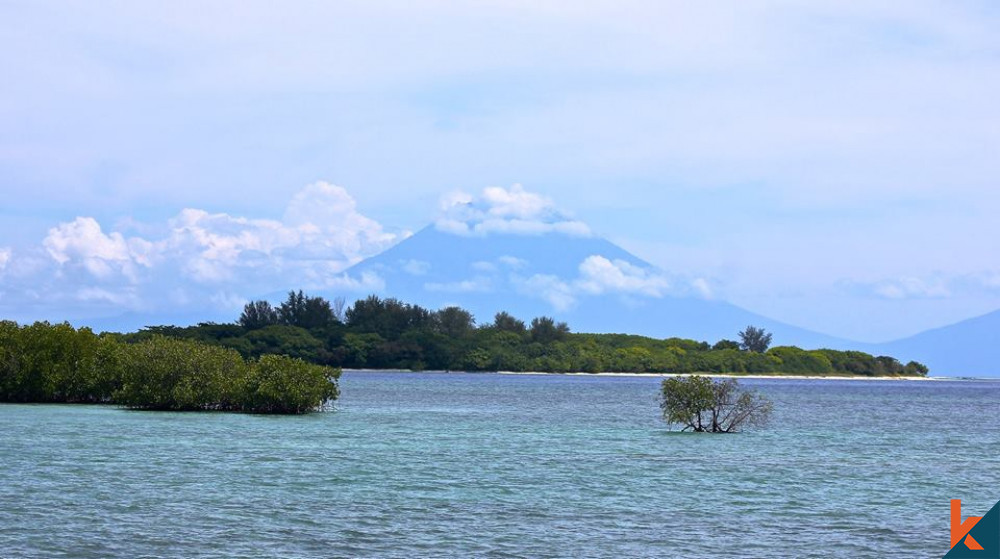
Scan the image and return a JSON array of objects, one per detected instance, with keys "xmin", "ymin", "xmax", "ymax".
[
  {"xmin": 0, "ymin": 291, "xmax": 928, "ymax": 411},
  {"xmin": 126, "ymin": 291, "xmax": 928, "ymax": 377},
  {"xmin": 0, "ymin": 321, "xmax": 339, "ymax": 413}
]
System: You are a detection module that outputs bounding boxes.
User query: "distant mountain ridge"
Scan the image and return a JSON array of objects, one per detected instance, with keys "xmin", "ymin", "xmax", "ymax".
[
  {"xmin": 324, "ymin": 226, "xmax": 856, "ymax": 349},
  {"xmin": 870, "ymin": 309, "xmax": 1000, "ymax": 377},
  {"xmin": 64, "ymin": 223, "xmax": 999, "ymax": 377}
]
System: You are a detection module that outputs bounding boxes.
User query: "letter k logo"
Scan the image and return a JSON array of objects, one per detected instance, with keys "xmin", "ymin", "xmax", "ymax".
[{"xmin": 953, "ymin": 500, "xmax": 984, "ymax": 551}]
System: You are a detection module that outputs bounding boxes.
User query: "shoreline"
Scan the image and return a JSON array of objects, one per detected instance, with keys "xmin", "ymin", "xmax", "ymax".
[
  {"xmin": 342, "ymin": 369, "xmax": 959, "ymax": 381},
  {"xmin": 496, "ymin": 371, "xmax": 949, "ymax": 381}
]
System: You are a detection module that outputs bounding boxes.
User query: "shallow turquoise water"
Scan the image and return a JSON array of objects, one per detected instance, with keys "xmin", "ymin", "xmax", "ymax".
[{"xmin": 1, "ymin": 373, "xmax": 998, "ymax": 558}]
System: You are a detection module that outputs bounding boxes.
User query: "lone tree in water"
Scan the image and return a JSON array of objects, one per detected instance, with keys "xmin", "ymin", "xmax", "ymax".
[
  {"xmin": 738, "ymin": 325, "xmax": 772, "ymax": 353},
  {"xmin": 660, "ymin": 376, "xmax": 773, "ymax": 433}
]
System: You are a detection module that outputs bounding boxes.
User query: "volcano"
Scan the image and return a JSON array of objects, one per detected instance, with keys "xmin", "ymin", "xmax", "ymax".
[{"xmin": 323, "ymin": 224, "xmax": 853, "ymax": 349}]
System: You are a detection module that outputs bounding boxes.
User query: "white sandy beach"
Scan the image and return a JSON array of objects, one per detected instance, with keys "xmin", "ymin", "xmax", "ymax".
[
  {"xmin": 343, "ymin": 369, "xmax": 952, "ymax": 381},
  {"xmin": 495, "ymin": 371, "xmax": 950, "ymax": 381}
]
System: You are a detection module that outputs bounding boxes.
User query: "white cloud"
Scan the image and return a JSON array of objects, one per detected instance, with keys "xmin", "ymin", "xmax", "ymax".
[
  {"xmin": 0, "ymin": 248, "xmax": 10, "ymax": 272},
  {"xmin": 425, "ymin": 276, "xmax": 493, "ymax": 294},
  {"xmin": 515, "ymin": 274, "xmax": 576, "ymax": 311},
  {"xmin": 209, "ymin": 291, "xmax": 248, "ymax": 312},
  {"xmin": 690, "ymin": 278, "xmax": 713, "ymax": 299},
  {"xmin": 847, "ymin": 272, "xmax": 1000, "ymax": 300},
  {"xmin": 15, "ymin": 182, "xmax": 398, "ymax": 319},
  {"xmin": 498, "ymin": 256, "xmax": 527, "ymax": 269},
  {"xmin": 43, "ymin": 217, "xmax": 152, "ymax": 282},
  {"xmin": 874, "ymin": 277, "xmax": 951, "ymax": 300},
  {"xmin": 400, "ymin": 259, "xmax": 431, "ymax": 275},
  {"xmin": 436, "ymin": 184, "xmax": 591, "ymax": 237},
  {"xmin": 160, "ymin": 182, "xmax": 400, "ymax": 284},
  {"xmin": 470, "ymin": 255, "xmax": 526, "ymax": 274},
  {"xmin": 512, "ymin": 254, "xmax": 679, "ymax": 310},
  {"xmin": 76, "ymin": 287, "xmax": 143, "ymax": 309},
  {"xmin": 283, "ymin": 181, "xmax": 398, "ymax": 259},
  {"xmin": 317, "ymin": 271, "xmax": 386, "ymax": 293},
  {"xmin": 471, "ymin": 260, "xmax": 497, "ymax": 272},
  {"xmin": 481, "ymin": 184, "xmax": 551, "ymax": 219},
  {"xmin": 576, "ymin": 255, "xmax": 669, "ymax": 297}
]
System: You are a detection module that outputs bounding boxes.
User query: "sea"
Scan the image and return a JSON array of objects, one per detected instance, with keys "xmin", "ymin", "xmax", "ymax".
[{"xmin": 1, "ymin": 372, "xmax": 998, "ymax": 558}]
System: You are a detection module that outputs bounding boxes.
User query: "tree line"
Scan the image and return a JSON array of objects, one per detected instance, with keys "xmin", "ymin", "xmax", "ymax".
[
  {"xmin": 126, "ymin": 290, "xmax": 928, "ymax": 377},
  {"xmin": 0, "ymin": 321, "xmax": 340, "ymax": 413}
]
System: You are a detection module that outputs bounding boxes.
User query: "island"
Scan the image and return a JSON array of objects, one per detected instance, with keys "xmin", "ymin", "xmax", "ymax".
[{"xmin": 0, "ymin": 291, "xmax": 927, "ymax": 413}]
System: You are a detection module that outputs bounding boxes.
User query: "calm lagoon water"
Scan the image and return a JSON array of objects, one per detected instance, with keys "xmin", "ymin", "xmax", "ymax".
[{"xmin": 1, "ymin": 372, "xmax": 998, "ymax": 558}]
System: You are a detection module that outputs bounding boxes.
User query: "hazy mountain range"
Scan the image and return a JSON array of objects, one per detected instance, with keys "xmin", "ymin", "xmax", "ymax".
[
  {"xmin": 84, "ymin": 222, "xmax": 998, "ymax": 377},
  {"xmin": 307, "ymin": 225, "xmax": 994, "ymax": 377}
]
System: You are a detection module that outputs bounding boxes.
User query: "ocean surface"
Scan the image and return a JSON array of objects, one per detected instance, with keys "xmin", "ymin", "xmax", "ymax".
[{"xmin": 1, "ymin": 372, "xmax": 998, "ymax": 558}]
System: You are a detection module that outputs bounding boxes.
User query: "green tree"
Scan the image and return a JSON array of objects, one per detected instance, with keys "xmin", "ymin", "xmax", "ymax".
[
  {"xmin": 738, "ymin": 326, "xmax": 772, "ymax": 353},
  {"xmin": 113, "ymin": 336, "xmax": 247, "ymax": 411},
  {"xmin": 491, "ymin": 311, "xmax": 526, "ymax": 334},
  {"xmin": 346, "ymin": 295, "xmax": 433, "ymax": 340},
  {"xmin": 530, "ymin": 316, "xmax": 570, "ymax": 344},
  {"xmin": 767, "ymin": 346, "xmax": 834, "ymax": 375},
  {"xmin": 278, "ymin": 290, "xmax": 336, "ymax": 330},
  {"xmin": 435, "ymin": 306, "xmax": 476, "ymax": 338},
  {"xmin": 241, "ymin": 354, "xmax": 340, "ymax": 414},
  {"xmin": 904, "ymin": 361, "xmax": 929, "ymax": 376},
  {"xmin": 660, "ymin": 375, "xmax": 773, "ymax": 433},
  {"xmin": 240, "ymin": 300, "xmax": 279, "ymax": 330}
]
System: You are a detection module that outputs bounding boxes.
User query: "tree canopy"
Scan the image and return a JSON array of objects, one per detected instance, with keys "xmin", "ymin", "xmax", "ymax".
[
  {"xmin": 19, "ymin": 291, "xmax": 925, "ymax": 378},
  {"xmin": 0, "ymin": 321, "xmax": 339, "ymax": 413},
  {"xmin": 739, "ymin": 325, "xmax": 773, "ymax": 353},
  {"xmin": 660, "ymin": 375, "xmax": 773, "ymax": 433}
]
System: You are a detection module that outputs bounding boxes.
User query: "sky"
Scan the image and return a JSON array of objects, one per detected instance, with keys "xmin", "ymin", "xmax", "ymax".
[{"xmin": 1, "ymin": 1, "xmax": 999, "ymax": 342}]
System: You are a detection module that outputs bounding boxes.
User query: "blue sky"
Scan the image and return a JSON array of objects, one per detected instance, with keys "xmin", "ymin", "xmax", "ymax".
[{"xmin": 1, "ymin": 1, "xmax": 999, "ymax": 342}]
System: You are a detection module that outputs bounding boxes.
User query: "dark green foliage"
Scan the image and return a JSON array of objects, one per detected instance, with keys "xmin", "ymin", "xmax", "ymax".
[
  {"xmin": 529, "ymin": 316, "xmax": 570, "ymax": 344},
  {"xmin": 346, "ymin": 295, "xmax": 433, "ymax": 340},
  {"xmin": 2, "ymin": 292, "xmax": 925, "ymax": 392},
  {"xmin": 767, "ymin": 346, "xmax": 834, "ymax": 375},
  {"xmin": 0, "ymin": 323, "xmax": 340, "ymax": 413},
  {"xmin": 279, "ymin": 290, "xmax": 337, "ymax": 330},
  {"xmin": 119, "ymin": 291, "xmax": 924, "ymax": 376},
  {"xmin": 435, "ymin": 306, "xmax": 476, "ymax": 338},
  {"xmin": 115, "ymin": 337, "xmax": 247, "ymax": 411},
  {"xmin": 904, "ymin": 361, "xmax": 929, "ymax": 376},
  {"xmin": 240, "ymin": 300, "xmax": 279, "ymax": 330},
  {"xmin": 243, "ymin": 325, "xmax": 326, "ymax": 362},
  {"xmin": 0, "ymin": 321, "xmax": 117, "ymax": 403},
  {"xmin": 241, "ymin": 354, "xmax": 340, "ymax": 414},
  {"xmin": 660, "ymin": 375, "xmax": 773, "ymax": 432},
  {"xmin": 491, "ymin": 311, "xmax": 526, "ymax": 333},
  {"xmin": 739, "ymin": 325, "xmax": 773, "ymax": 353}
]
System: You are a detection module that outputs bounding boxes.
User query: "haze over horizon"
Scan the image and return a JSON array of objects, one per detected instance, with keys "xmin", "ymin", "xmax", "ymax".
[{"xmin": 2, "ymin": 1, "xmax": 999, "ymax": 343}]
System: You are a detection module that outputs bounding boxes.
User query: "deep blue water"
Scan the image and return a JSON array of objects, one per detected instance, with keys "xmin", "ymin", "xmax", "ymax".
[{"xmin": 1, "ymin": 372, "xmax": 998, "ymax": 558}]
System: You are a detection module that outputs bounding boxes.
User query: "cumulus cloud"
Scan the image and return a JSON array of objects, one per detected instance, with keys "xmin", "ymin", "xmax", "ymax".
[
  {"xmin": 511, "ymin": 254, "xmax": 683, "ymax": 310},
  {"xmin": 0, "ymin": 248, "xmax": 10, "ymax": 272},
  {"xmin": 436, "ymin": 184, "xmax": 591, "ymax": 237},
  {"xmin": 576, "ymin": 255, "xmax": 669, "ymax": 297},
  {"xmin": 43, "ymin": 217, "xmax": 153, "ymax": 282},
  {"xmin": 13, "ymin": 182, "xmax": 399, "ymax": 319},
  {"xmin": 159, "ymin": 182, "xmax": 400, "ymax": 284}
]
